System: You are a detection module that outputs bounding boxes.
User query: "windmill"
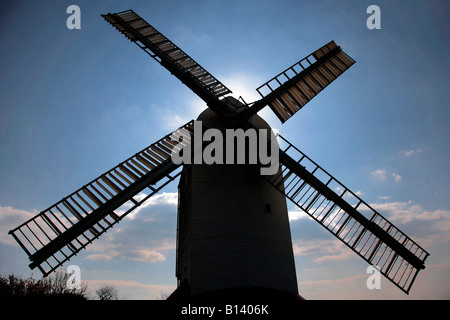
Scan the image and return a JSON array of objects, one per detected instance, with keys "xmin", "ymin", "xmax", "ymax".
[{"xmin": 9, "ymin": 10, "xmax": 429, "ymax": 299}]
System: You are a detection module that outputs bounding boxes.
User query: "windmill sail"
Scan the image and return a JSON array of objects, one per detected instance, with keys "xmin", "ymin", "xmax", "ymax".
[
  {"xmin": 268, "ymin": 135, "xmax": 429, "ymax": 294},
  {"xmin": 102, "ymin": 10, "xmax": 232, "ymax": 117},
  {"xmin": 9, "ymin": 121, "xmax": 195, "ymax": 277},
  {"xmin": 249, "ymin": 41, "xmax": 355, "ymax": 123}
]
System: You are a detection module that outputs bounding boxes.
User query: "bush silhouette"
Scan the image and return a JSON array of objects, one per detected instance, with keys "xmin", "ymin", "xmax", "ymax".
[{"xmin": 0, "ymin": 273, "xmax": 88, "ymax": 300}]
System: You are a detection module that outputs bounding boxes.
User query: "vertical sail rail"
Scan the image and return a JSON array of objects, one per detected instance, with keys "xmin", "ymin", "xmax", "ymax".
[
  {"xmin": 270, "ymin": 135, "xmax": 429, "ymax": 294},
  {"xmin": 9, "ymin": 121, "xmax": 195, "ymax": 277}
]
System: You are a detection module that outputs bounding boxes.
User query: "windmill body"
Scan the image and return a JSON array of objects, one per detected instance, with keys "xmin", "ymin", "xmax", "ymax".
[
  {"xmin": 176, "ymin": 99, "xmax": 298, "ymax": 296},
  {"xmin": 8, "ymin": 9, "xmax": 429, "ymax": 299}
]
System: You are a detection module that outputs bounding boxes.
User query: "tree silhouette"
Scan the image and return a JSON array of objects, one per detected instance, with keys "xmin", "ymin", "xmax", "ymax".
[
  {"xmin": 0, "ymin": 273, "xmax": 88, "ymax": 299},
  {"xmin": 96, "ymin": 285, "xmax": 119, "ymax": 300}
]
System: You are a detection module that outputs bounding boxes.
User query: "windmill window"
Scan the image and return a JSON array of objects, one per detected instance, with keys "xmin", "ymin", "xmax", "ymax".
[{"xmin": 264, "ymin": 203, "xmax": 272, "ymax": 215}]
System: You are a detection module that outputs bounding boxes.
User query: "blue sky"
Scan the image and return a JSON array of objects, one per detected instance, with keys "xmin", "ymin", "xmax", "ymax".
[{"xmin": 0, "ymin": 0, "xmax": 449, "ymax": 299}]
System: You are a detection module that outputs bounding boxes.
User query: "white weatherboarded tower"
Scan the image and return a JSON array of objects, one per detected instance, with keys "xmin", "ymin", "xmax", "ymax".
[{"xmin": 176, "ymin": 101, "xmax": 298, "ymax": 297}]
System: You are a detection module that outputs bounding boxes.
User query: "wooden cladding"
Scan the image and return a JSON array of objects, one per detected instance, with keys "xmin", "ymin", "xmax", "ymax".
[{"xmin": 256, "ymin": 41, "xmax": 355, "ymax": 123}]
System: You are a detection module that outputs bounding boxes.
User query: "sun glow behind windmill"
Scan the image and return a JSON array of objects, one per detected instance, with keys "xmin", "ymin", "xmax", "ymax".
[{"xmin": 9, "ymin": 9, "xmax": 428, "ymax": 298}]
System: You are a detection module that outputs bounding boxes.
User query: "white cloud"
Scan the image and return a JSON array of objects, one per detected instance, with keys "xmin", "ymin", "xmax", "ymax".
[
  {"xmin": 369, "ymin": 200, "xmax": 449, "ymax": 225},
  {"xmin": 371, "ymin": 169, "xmax": 387, "ymax": 180},
  {"xmin": 314, "ymin": 249, "xmax": 354, "ymax": 263},
  {"xmin": 402, "ymin": 149, "xmax": 422, "ymax": 157},
  {"xmin": 164, "ymin": 114, "xmax": 191, "ymax": 129},
  {"xmin": 143, "ymin": 192, "xmax": 178, "ymax": 207},
  {"xmin": 0, "ymin": 206, "xmax": 37, "ymax": 246},
  {"xmin": 392, "ymin": 173, "xmax": 402, "ymax": 183},
  {"xmin": 3, "ymin": 195, "xmax": 450, "ymax": 300},
  {"xmin": 152, "ymin": 98, "xmax": 200, "ymax": 131},
  {"xmin": 122, "ymin": 249, "xmax": 166, "ymax": 263},
  {"xmin": 368, "ymin": 200, "xmax": 450, "ymax": 250},
  {"xmin": 85, "ymin": 237, "xmax": 173, "ymax": 265},
  {"xmin": 122, "ymin": 192, "xmax": 178, "ymax": 220},
  {"xmin": 288, "ymin": 208, "xmax": 310, "ymax": 221},
  {"xmin": 86, "ymin": 254, "xmax": 112, "ymax": 261},
  {"xmin": 354, "ymin": 190, "xmax": 365, "ymax": 196},
  {"xmin": 0, "ymin": 191, "xmax": 179, "ymax": 270},
  {"xmin": 292, "ymin": 239, "xmax": 355, "ymax": 263},
  {"xmin": 298, "ymin": 262, "xmax": 450, "ymax": 300},
  {"xmin": 299, "ymin": 273, "xmax": 365, "ymax": 287},
  {"xmin": 159, "ymin": 106, "xmax": 196, "ymax": 131},
  {"xmin": 371, "ymin": 169, "xmax": 402, "ymax": 183},
  {"xmin": 84, "ymin": 191, "xmax": 178, "ymax": 264},
  {"xmin": 292, "ymin": 199, "xmax": 450, "ymax": 299}
]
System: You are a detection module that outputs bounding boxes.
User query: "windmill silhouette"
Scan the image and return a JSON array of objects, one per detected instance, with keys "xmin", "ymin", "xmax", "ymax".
[{"xmin": 9, "ymin": 10, "xmax": 429, "ymax": 299}]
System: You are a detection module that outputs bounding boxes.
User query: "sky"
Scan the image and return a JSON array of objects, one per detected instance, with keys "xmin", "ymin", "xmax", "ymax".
[{"xmin": 0, "ymin": 0, "xmax": 449, "ymax": 300}]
